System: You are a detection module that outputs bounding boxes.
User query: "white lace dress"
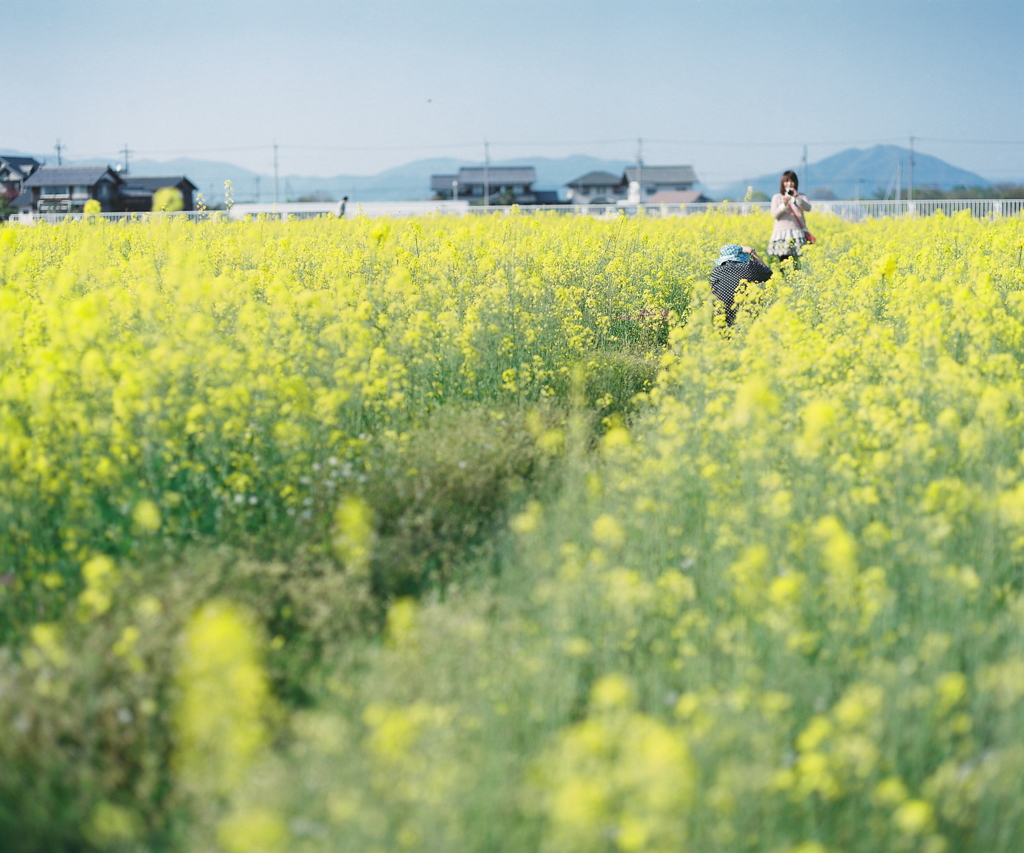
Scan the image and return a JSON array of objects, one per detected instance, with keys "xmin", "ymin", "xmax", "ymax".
[{"xmin": 768, "ymin": 193, "xmax": 811, "ymax": 257}]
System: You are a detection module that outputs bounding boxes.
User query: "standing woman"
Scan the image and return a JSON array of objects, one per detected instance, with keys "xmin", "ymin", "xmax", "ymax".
[{"xmin": 768, "ymin": 170, "xmax": 812, "ymax": 266}]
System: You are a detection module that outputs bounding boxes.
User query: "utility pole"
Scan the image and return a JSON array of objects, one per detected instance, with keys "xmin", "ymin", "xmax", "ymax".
[
  {"xmin": 120, "ymin": 143, "xmax": 131, "ymax": 176},
  {"xmin": 636, "ymin": 137, "xmax": 643, "ymax": 206},
  {"xmin": 855, "ymin": 178, "xmax": 862, "ymax": 202},
  {"xmin": 54, "ymin": 139, "xmax": 64, "ymax": 165},
  {"xmin": 483, "ymin": 141, "xmax": 490, "ymax": 208},
  {"xmin": 801, "ymin": 144, "xmax": 808, "ymax": 191},
  {"xmin": 908, "ymin": 135, "xmax": 915, "ymax": 204},
  {"xmin": 895, "ymin": 161, "xmax": 902, "ymax": 203},
  {"xmin": 273, "ymin": 142, "xmax": 279, "ymax": 206},
  {"xmin": 254, "ymin": 176, "xmax": 260, "ymax": 203}
]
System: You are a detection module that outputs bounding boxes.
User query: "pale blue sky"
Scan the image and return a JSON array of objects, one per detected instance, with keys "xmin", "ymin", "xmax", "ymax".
[{"xmin": 6, "ymin": 0, "xmax": 1023, "ymax": 184}]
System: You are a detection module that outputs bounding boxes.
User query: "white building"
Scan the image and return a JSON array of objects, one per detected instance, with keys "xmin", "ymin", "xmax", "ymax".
[
  {"xmin": 623, "ymin": 165, "xmax": 699, "ymax": 203},
  {"xmin": 566, "ymin": 171, "xmax": 625, "ymax": 204}
]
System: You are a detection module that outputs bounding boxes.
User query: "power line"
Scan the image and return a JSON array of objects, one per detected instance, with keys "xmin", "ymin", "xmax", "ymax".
[
  {"xmin": 285, "ymin": 138, "xmax": 639, "ymax": 151},
  {"xmin": 120, "ymin": 145, "xmax": 272, "ymax": 154},
  {"xmin": 469, "ymin": 137, "xmax": 635, "ymax": 148},
  {"xmin": 50, "ymin": 135, "xmax": 1024, "ymax": 164},
  {"xmin": 643, "ymin": 137, "xmax": 907, "ymax": 148},
  {"xmin": 915, "ymin": 138, "xmax": 1024, "ymax": 145},
  {"xmin": 285, "ymin": 142, "xmax": 483, "ymax": 152}
]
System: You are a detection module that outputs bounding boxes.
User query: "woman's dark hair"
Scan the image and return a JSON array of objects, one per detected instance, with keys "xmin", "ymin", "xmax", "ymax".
[{"xmin": 780, "ymin": 170, "xmax": 799, "ymax": 193}]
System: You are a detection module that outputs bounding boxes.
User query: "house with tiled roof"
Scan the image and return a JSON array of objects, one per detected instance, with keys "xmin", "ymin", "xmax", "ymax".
[
  {"xmin": 646, "ymin": 189, "xmax": 709, "ymax": 204},
  {"xmin": 20, "ymin": 165, "xmax": 198, "ymax": 213},
  {"xmin": 119, "ymin": 175, "xmax": 198, "ymax": 211},
  {"xmin": 566, "ymin": 171, "xmax": 625, "ymax": 204},
  {"xmin": 9, "ymin": 189, "xmax": 34, "ymax": 217},
  {"xmin": 23, "ymin": 165, "xmax": 124, "ymax": 213},
  {"xmin": 623, "ymin": 165, "xmax": 700, "ymax": 203},
  {"xmin": 0, "ymin": 155, "xmax": 41, "ymax": 203},
  {"xmin": 565, "ymin": 165, "xmax": 704, "ymax": 205},
  {"xmin": 430, "ymin": 166, "xmax": 539, "ymax": 204}
]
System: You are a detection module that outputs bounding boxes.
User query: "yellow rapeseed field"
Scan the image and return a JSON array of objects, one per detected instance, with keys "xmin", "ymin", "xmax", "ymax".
[{"xmin": 1, "ymin": 210, "xmax": 1024, "ymax": 853}]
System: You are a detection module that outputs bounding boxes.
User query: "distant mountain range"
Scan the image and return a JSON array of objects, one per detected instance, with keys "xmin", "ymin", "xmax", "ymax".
[
  {"xmin": 718, "ymin": 145, "xmax": 993, "ymax": 200},
  {"xmin": 2, "ymin": 145, "xmax": 1008, "ymax": 204}
]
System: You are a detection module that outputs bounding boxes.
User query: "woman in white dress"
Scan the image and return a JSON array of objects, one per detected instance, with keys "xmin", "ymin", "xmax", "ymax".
[{"xmin": 768, "ymin": 170, "xmax": 812, "ymax": 267}]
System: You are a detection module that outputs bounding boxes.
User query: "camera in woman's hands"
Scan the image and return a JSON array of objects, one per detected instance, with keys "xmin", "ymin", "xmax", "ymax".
[{"xmin": 786, "ymin": 188, "xmax": 796, "ymax": 196}]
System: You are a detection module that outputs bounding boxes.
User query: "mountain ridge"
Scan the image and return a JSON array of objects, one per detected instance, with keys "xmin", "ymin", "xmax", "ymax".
[{"xmin": 718, "ymin": 145, "xmax": 993, "ymax": 200}]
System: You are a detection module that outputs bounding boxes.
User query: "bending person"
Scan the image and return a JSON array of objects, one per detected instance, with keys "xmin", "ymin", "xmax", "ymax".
[
  {"xmin": 768, "ymin": 170, "xmax": 812, "ymax": 265},
  {"xmin": 709, "ymin": 244, "xmax": 773, "ymax": 326}
]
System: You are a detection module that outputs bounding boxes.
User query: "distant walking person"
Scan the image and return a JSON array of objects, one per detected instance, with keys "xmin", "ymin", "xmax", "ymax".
[
  {"xmin": 768, "ymin": 170, "xmax": 812, "ymax": 266},
  {"xmin": 338, "ymin": 196, "xmax": 349, "ymax": 218},
  {"xmin": 709, "ymin": 244, "xmax": 773, "ymax": 326}
]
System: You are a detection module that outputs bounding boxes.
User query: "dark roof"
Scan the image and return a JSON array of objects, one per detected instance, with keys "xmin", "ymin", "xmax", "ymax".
[
  {"xmin": 0, "ymin": 156, "xmax": 41, "ymax": 179},
  {"xmin": 623, "ymin": 165, "xmax": 698, "ymax": 185},
  {"xmin": 646, "ymin": 190, "xmax": 708, "ymax": 204},
  {"xmin": 567, "ymin": 170, "xmax": 622, "ymax": 188},
  {"xmin": 24, "ymin": 165, "xmax": 123, "ymax": 187},
  {"xmin": 430, "ymin": 174, "xmax": 460, "ymax": 191},
  {"xmin": 430, "ymin": 167, "xmax": 536, "ymax": 190},
  {"xmin": 121, "ymin": 175, "xmax": 197, "ymax": 192},
  {"xmin": 458, "ymin": 167, "xmax": 536, "ymax": 185}
]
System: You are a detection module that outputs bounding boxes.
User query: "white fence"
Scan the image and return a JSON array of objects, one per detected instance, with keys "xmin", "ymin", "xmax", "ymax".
[
  {"xmin": 530, "ymin": 199, "xmax": 1024, "ymax": 221},
  {"xmin": 10, "ymin": 210, "xmax": 231, "ymax": 225},
  {"xmin": 8, "ymin": 198, "xmax": 1023, "ymax": 225},
  {"xmin": 801, "ymin": 198, "xmax": 1024, "ymax": 221}
]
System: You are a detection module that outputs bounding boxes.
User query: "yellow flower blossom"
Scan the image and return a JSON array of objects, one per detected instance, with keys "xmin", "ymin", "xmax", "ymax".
[
  {"xmin": 173, "ymin": 600, "xmax": 272, "ymax": 795},
  {"xmin": 893, "ymin": 799, "xmax": 936, "ymax": 835},
  {"xmin": 131, "ymin": 499, "xmax": 162, "ymax": 534},
  {"xmin": 332, "ymin": 494, "xmax": 375, "ymax": 576},
  {"xmin": 592, "ymin": 514, "xmax": 625, "ymax": 549}
]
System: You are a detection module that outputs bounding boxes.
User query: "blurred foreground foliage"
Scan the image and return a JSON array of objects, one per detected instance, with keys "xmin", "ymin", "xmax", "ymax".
[{"xmin": 3, "ymin": 210, "xmax": 1024, "ymax": 852}]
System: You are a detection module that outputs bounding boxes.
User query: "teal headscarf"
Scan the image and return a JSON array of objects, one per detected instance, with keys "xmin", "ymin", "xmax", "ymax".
[{"xmin": 716, "ymin": 244, "xmax": 750, "ymax": 265}]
